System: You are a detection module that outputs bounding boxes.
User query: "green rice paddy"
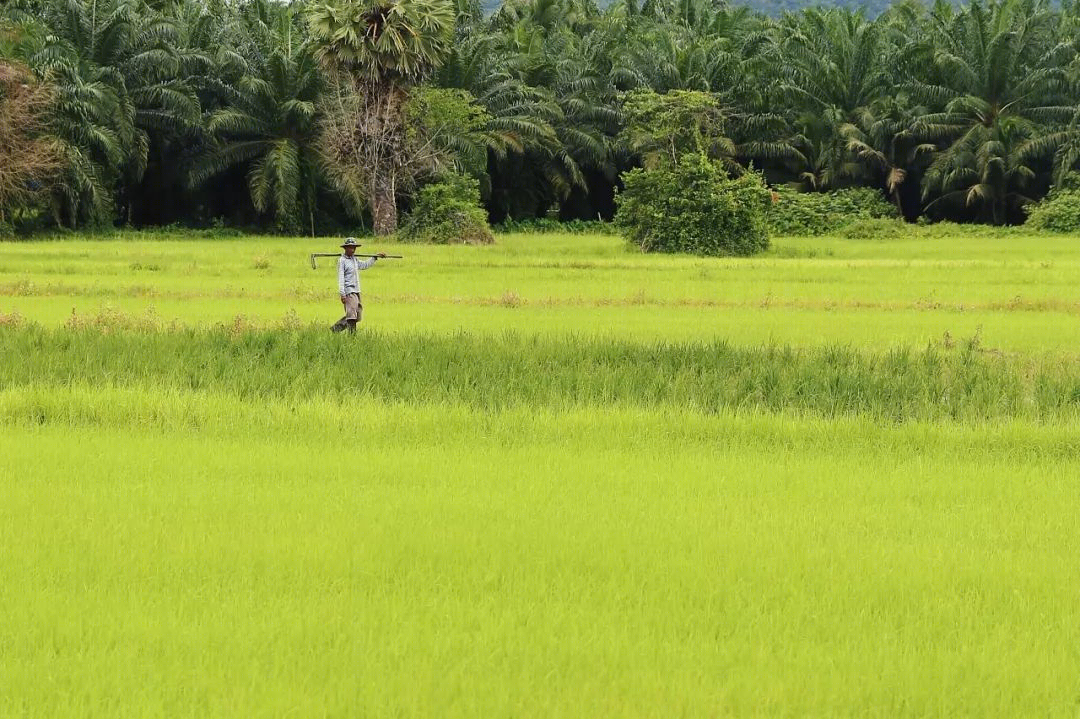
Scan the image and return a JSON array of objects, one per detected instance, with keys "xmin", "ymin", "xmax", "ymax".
[
  {"xmin": 4, "ymin": 231, "xmax": 1080, "ymax": 351},
  {"xmin": 2, "ymin": 230, "xmax": 1079, "ymax": 717}
]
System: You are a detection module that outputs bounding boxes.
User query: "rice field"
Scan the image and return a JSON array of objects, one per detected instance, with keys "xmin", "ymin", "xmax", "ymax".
[
  {"xmin": 2, "ymin": 230, "xmax": 1080, "ymax": 717},
  {"xmin": 4, "ymin": 230, "xmax": 1080, "ymax": 351}
]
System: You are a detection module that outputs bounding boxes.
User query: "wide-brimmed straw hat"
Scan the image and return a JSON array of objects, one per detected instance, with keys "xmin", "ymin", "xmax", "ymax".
[{"xmin": 340, "ymin": 238, "xmax": 361, "ymax": 248}]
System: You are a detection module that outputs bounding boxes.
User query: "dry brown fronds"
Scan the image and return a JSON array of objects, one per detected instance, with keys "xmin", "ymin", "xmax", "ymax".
[{"xmin": 0, "ymin": 61, "xmax": 62, "ymax": 223}]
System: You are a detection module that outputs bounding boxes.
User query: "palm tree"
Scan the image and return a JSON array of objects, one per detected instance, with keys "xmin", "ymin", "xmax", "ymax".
[
  {"xmin": 9, "ymin": 0, "xmax": 205, "ymax": 227},
  {"xmin": 1018, "ymin": 107, "xmax": 1080, "ymax": 187},
  {"xmin": 483, "ymin": 0, "xmax": 619, "ymax": 211},
  {"xmin": 34, "ymin": 40, "xmax": 133, "ymax": 226},
  {"xmin": 307, "ymin": 0, "xmax": 456, "ymax": 234},
  {"xmin": 435, "ymin": 23, "xmax": 563, "ymax": 203},
  {"xmin": 190, "ymin": 0, "xmax": 324, "ymax": 233},
  {"xmin": 436, "ymin": 0, "xmax": 621, "ymax": 219},
  {"xmin": 774, "ymin": 7, "xmax": 888, "ymax": 190},
  {"xmin": 1013, "ymin": 0, "xmax": 1080, "ymax": 187},
  {"xmin": 904, "ymin": 0, "xmax": 1075, "ymax": 223},
  {"xmin": 612, "ymin": 0, "xmax": 762, "ymax": 97},
  {"xmin": 922, "ymin": 113, "xmax": 1041, "ymax": 224},
  {"xmin": 532, "ymin": 23, "xmax": 619, "ymax": 199},
  {"xmin": 841, "ymin": 95, "xmax": 934, "ymax": 214}
]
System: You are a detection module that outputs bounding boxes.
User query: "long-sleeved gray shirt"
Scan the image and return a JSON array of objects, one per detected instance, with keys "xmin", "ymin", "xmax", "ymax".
[{"xmin": 338, "ymin": 254, "xmax": 377, "ymax": 295}]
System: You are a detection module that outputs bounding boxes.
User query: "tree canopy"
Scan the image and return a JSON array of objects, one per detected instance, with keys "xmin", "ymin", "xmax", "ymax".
[{"xmin": 1, "ymin": 0, "xmax": 1079, "ymax": 232}]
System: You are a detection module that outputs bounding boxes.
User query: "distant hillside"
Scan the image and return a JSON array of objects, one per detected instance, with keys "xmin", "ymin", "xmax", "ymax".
[{"xmin": 482, "ymin": 0, "xmax": 897, "ymax": 16}]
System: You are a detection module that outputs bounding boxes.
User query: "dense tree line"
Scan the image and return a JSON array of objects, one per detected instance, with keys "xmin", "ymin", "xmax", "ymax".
[
  {"xmin": 479, "ymin": 0, "xmax": 908, "ymax": 17},
  {"xmin": 1, "ymin": 0, "xmax": 1079, "ymax": 234}
]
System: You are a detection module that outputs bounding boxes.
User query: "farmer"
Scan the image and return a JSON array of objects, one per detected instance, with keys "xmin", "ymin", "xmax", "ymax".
[{"xmin": 333, "ymin": 238, "xmax": 386, "ymax": 333}]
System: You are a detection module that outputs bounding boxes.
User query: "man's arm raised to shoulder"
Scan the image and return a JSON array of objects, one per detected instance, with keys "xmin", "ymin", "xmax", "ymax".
[{"xmin": 356, "ymin": 253, "xmax": 384, "ymax": 270}]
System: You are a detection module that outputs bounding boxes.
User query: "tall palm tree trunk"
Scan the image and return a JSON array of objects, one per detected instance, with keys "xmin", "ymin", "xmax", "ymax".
[
  {"xmin": 363, "ymin": 83, "xmax": 404, "ymax": 235},
  {"xmin": 369, "ymin": 168, "xmax": 397, "ymax": 236}
]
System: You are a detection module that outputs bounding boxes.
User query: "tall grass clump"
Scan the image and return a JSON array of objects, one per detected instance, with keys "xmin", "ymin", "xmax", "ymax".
[{"xmin": 4, "ymin": 326, "xmax": 1080, "ymax": 423}]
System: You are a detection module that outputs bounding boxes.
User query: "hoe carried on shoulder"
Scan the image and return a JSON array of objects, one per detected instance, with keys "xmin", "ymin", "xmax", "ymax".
[{"xmin": 309, "ymin": 252, "xmax": 403, "ymax": 270}]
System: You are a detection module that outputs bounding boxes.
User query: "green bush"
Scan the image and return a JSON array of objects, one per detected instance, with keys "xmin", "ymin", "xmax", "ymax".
[
  {"xmin": 767, "ymin": 186, "xmax": 899, "ymax": 236},
  {"xmin": 619, "ymin": 89, "xmax": 733, "ymax": 169},
  {"xmin": 615, "ymin": 155, "xmax": 771, "ymax": 256},
  {"xmin": 1026, "ymin": 193, "xmax": 1080, "ymax": 232},
  {"xmin": 913, "ymin": 220, "xmax": 1023, "ymax": 239},
  {"xmin": 495, "ymin": 218, "xmax": 618, "ymax": 235},
  {"xmin": 399, "ymin": 174, "xmax": 494, "ymax": 245},
  {"xmin": 1025, "ymin": 176, "xmax": 1080, "ymax": 233},
  {"xmin": 836, "ymin": 218, "xmax": 909, "ymax": 240}
]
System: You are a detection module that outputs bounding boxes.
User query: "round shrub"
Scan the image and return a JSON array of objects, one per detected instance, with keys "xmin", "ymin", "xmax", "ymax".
[
  {"xmin": 614, "ymin": 155, "xmax": 772, "ymax": 256},
  {"xmin": 1025, "ymin": 178, "xmax": 1080, "ymax": 232},
  {"xmin": 400, "ymin": 174, "xmax": 494, "ymax": 245}
]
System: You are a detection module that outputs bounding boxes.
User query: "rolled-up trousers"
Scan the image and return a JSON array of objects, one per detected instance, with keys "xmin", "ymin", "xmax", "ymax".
[{"xmin": 331, "ymin": 293, "xmax": 362, "ymax": 332}]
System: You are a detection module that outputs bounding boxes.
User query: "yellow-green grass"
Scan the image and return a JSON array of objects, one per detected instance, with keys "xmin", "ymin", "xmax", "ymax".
[
  {"xmin": 5, "ymin": 231, "xmax": 1080, "ymax": 352},
  {"xmin": 2, "ymin": 392, "xmax": 1079, "ymax": 718},
  {"xmin": 6, "ymin": 328, "xmax": 1080, "ymax": 422},
  {"xmin": 5, "ymin": 229, "xmax": 1080, "ymax": 717}
]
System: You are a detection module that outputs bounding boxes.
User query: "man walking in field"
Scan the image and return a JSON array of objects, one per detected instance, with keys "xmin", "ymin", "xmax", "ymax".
[{"xmin": 333, "ymin": 238, "xmax": 385, "ymax": 333}]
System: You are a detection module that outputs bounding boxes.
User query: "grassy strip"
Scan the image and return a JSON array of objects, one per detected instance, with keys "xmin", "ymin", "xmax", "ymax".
[
  {"xmin": 11, "ymin": 279, "xmax": 1080, "ymax": 316},
  {"xmin": 5, "ymin": 325, "xmax": 1080, "ymax": 422},
  {"xmin": 4, "ymin": 385, "xmax": 1080, "ymax": 461}
]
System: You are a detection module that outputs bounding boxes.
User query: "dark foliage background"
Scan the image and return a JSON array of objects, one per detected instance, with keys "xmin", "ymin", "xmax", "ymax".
[{"xmin": 2, "ymin": 0, "xmax": 1079, "ymax": 234}]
